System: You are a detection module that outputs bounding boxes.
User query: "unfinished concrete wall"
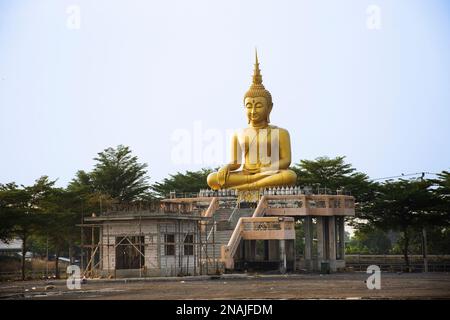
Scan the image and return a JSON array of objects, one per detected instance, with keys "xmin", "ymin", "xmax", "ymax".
[
  {"xmin": 158, "ymin": 222, "xmax": 197, "ymax": 276},
  {"xmin": 100, "ymin": 221, "xmax": 158, "ymax": 275},
  {"xmin": 99, "ymin": 220, "xmax": 198, "ymax": 277}
]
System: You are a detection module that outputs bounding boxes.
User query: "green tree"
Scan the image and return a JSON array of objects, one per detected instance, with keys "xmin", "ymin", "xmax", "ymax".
[
  {"xmin": 357, "ymin": 178, "xmax": 444, "ymax": 268},
  {"xmin": 0, "ymin": 183, "xmax": 17, "ymax": 241},
  {"xmin": 68, "ymin": 170, "xmax": 113, "ymax": 214},
  {"xmin": 292, "ymin": 156, "xmax": 375, "ymax": 202},
  {"xmin": 38, "ymin": 188, "xmax": 82, "ymax": 278},
  {"xmin": 69, "ymin": 145, "xmax": 150, "ymax": 202},
  {"xmin": 0, "ymin": 177, "xmax": 55, "ymax": 280},
  {"xmin": 432, "ymin": 170, "xmax": 450, "ymax": 215},
  {"xmin": 423, "ymin": 227, "xmax": 450, "ymax": 254},
  {"xmin": 151, "ymin": 168, "xmax": 214, "ymax": 198},
  {"xmin": 345, "ymin": 227, "xmax": 392, "ymax": 254},
  {"xmin": 68, "ymin": 170, "xmax": 95, "ymax": 195}
]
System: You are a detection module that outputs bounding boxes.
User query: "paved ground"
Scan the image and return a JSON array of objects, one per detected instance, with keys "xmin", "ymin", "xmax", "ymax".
[{"xmin": 1, "ymin": 272, "xmax": 449, "ymax": 300}]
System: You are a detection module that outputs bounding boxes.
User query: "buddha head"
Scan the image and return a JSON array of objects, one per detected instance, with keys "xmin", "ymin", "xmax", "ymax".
[{"xmin": 244, "ymin": 50, "xmax": 273, "ymax": 126}]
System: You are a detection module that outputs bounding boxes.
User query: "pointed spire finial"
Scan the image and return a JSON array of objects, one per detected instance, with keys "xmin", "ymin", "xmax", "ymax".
[{"xmin": 252, "ymin": 47, "xmax": 263, "ymax": 85}]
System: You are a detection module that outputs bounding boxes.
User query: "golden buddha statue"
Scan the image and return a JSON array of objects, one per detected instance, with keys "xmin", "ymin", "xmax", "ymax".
[{"xmin": 207, "ymin": 51, "xmax": 297, "ymax": 191}]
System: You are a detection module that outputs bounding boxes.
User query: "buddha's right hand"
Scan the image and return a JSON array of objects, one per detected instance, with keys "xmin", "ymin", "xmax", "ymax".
[{"xmin": 217, "ymin": 165, "xmax": 230, "ymax": 187}]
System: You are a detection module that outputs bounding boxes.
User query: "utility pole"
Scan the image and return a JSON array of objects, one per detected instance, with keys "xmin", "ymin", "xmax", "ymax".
[
  {"xmin": 46, "ymin": 235, "xmax": 49, "ymax": 278},
  {"xmin": 422, "ymin": 228, "xmax": 428, "ymax": 273},
  {"xmin": 81, "ymin": 201, "xmax": 84, "ymax": 274},
  {"xmin": 420, "ymin": 172, "xmax": 428, "ymax": 273}
]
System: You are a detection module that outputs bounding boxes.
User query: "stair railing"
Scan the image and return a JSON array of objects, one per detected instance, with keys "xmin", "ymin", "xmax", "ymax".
[
  {"xmin": 227, "ymin": 201, "xmax": 240, "ymax": 225},
  {"xmin": 252, "ymin": 195, "xmax": 268, "ymax": 217},
  {"xmin": 221, "ymin": 217, "xmax": 244, "ymax": 269}
]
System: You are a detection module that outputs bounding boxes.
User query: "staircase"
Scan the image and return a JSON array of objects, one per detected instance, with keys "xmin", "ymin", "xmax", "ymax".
[
  {"xmin": 205, "ymin": 229, "xmax": 233, "ymax": 259},
  {"xmin": 201, "ymin": 196, "xmax": 295, "ymax": 271},
  {"xmin": 202, "ymin": 206, "xmax": 254, "ymax": 263}
]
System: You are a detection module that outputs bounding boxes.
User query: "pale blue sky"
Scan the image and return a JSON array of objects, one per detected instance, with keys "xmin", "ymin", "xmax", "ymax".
[{"xmin": 0, "ymin": 0, "xmax": 449, "ymax": 187}]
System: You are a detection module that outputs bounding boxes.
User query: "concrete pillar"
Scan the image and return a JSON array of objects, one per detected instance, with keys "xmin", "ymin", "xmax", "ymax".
[
  {"xmin": 238, "ymin": 241, "xmax": 244, "ymax": 261},
  {"xmin": 316, "ymin": 217, "xmax": 324, "ymax": 271},
  {"xmin": 304, "ymin": 216, "xmax": 314, "ymax": 271},
  {"xmin": 98, "ymin": 227, "xmax": 103, "ymax": 271},
  {"xmin": 334, "ymin": 216, "xmax": 346, "ymax": 271},
  {"xmin": 317, "ymin": 217, "xmax": 339, "ymax": 272},
  {"xmin": 244, "ymin": 240, "xmax": 250, "ymax": 260},
  {"xmin": 250, "ymin": 240, "xmax": 256, "ymax": 260},
  {"xmin": 327, "ymin": 216, "xmax": 337, "ymax": 271},
  {"xmin": 338, "ymin": 217, "xmax": 345, "ymax": 260},
  {"xmin": 269, "ymin": 240, "xmax": 279, "ymax": 261},
  {"xmin": 279, "ymin": 239, "xmax": 286, "ymax": 274}
]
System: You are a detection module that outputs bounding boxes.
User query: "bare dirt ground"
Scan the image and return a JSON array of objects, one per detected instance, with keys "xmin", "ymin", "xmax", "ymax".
[{"xmin": 1, "ymin": 272, "xmax": 449, "ymax": 300}]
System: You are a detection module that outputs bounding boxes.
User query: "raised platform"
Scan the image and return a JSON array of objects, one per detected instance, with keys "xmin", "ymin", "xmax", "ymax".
[{"xmin": 81, "ymin": 189, "xmax": 356, "ymax": 277}]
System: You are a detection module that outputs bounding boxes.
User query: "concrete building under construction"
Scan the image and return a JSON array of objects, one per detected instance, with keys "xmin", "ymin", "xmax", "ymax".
[{"xmin": 81, "ymin": 188, "xmax": 355, "ymax": 278}]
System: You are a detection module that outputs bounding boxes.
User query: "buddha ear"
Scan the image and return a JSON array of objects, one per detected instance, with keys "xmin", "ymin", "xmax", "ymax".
[{"xmin": 267, "ymin": 103, "xmax": 273, "ymax": 123}]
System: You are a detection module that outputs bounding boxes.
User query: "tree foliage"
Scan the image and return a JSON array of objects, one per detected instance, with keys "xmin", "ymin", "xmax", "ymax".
[
  {"xmin": 69, "ymin": 145, "xmax": 150, "ymax": 202},
  {"xmin": 346, "ymin": 227, "xmax": 393, "ymax": 254},
  {"xmin": 356, "ymin": 177, "xmax": 448, "ymax": 266},
  {"xmin": 151, "ymin": 168, "xmax": 214, "ymax": 198},
  {"xmin": 292, "ymin": 156, "xmax": 375, "ymax": 202},
  {"xmin": 0, "ymin": 177, "xmax": 55, "ymax": 279}
]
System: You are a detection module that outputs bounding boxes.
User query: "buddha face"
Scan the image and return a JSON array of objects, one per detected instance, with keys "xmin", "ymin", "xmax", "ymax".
[{"xmin": 245, "ymin": 96, "xmax": 271, "ymax": 126}]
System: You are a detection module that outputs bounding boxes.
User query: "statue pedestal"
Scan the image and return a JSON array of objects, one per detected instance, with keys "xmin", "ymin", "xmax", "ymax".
[{"xmin": 237, "ymin": 190, "xmax": 261, "ymax": 203}]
